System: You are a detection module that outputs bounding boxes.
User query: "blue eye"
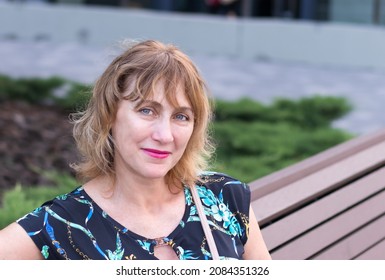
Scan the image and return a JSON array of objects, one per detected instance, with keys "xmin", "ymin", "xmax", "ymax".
[
  {"xmin": 175, "ymin": 114, "xmax": 189, "ymax": 121},
  {"xmin": 139, "ymin": 108, "xmax": 153, "ymax": 115}
]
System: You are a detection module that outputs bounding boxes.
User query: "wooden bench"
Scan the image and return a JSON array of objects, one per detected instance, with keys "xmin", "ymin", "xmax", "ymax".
[{"xmin": 249, "ymin": 128, "xmax": 385, "ymax": 259}]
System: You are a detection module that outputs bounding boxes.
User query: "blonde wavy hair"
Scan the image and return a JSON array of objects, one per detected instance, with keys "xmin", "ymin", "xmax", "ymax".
[{"xmin": 71, "ymin": 40, "xmax": 215, "ymax": 188}]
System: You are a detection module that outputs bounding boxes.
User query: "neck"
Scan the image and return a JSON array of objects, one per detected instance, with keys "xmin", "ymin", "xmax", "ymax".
[
  {"xmin": 84, "ymin": 175, "xmax": 186, "ymax": 240},
  {"xmin": 100, "ymin": 173, "xmax": 181, "ymax": 209}
]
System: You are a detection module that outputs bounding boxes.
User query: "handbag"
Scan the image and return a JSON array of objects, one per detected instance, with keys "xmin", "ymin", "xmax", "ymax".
[{"xmin": 190, "ymin": 185, "xmax": 220, "ymax": 260}]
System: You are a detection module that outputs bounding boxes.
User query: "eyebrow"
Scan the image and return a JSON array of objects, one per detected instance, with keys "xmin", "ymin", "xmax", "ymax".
[{"xmin": 135, "ymin": 100, "xmax": 194, "ymax": 114}]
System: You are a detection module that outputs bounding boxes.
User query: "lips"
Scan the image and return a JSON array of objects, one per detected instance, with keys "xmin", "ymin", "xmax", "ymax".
[{"xmin": 142, "ymin": 148, "xmax": 171, "ymax": 159}]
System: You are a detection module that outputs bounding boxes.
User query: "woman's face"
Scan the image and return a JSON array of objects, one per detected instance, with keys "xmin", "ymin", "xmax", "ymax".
[{"xmin": 112, "ymin": 81, "xmax": 195, "ymax": 183}]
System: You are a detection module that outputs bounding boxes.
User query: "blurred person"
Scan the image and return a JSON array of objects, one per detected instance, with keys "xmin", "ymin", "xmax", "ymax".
[
  {"xmin": 206, "ymin": 0, "xmax": 221, "ymax": 14},
  {"xmin": 206, "ymin": 0, "xmax": 241, "ymax": 17},
  {"xmin": 0, "ymin": 39, "xmax": 271, "ymax": 260}
]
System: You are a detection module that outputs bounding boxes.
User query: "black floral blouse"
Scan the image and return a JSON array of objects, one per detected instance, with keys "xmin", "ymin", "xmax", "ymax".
[{"xmin": 17, "ymin": 171, "xmax": 251, "ymax": 260}]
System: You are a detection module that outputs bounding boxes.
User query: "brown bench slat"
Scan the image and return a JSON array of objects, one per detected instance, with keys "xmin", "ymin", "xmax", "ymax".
[
  {"xmin": 249, "ymin": 129, "xmax": 385, "ymax": 200},
  {"xmin": 354, "ymin": 239, "xmax": 385, "ymax": 260},
  {"xmin": 261, "ymin": 167, "xmax": 385, "ymax": 251},
  {"xmin": 313, "ymin": 215, "xmax": 385, "ymax": 259},
  {"xmin": 270, "ymin": 190, "xmax": 385, "ymax": 259},
  {"xmin": 251, "ymin": 141, "xmax": 385, "ymax": 226}
]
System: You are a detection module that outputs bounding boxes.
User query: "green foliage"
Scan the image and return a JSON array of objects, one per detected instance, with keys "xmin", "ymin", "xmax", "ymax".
[
  {"xmin": 52, "ymin": 82, "xmax": 92, "ymax": 111},
  {"xmin": 0, "ymin": 74, "xmax": 92, "ymax": 110},
  {"xmin": 0, "ymin": 172, "xmax": 77, "ymax": 229},
  {"xmin": 212, "ymin": 96, "xmax": 354, "ymax": 182},
  {"xmin": 214, "ymin": 98, "xmax": 267, "ymax": 122},
  {"xmin": 0, "ymin": 75, "xmax": 64, "ymax": 103},
  {"xmin": 214, "ymin": 96, "xmax": 352, "ymax": 128},
  {"xmin": 270, "ymin": 96, "xmax": 352, "ymax": 128}
]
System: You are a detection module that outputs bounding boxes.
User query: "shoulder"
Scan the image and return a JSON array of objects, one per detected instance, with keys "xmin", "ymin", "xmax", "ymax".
[
  {"xmin": 196, "ymin": 171, "xmax": 252, "ymax": 246},
  {"xmin": 0, "ymin": 222, "xmax": 43, "ymax": 259},
  {"xmin": 39, "ymin": 186, "xmax": 85, "ymax": 211},
  {"xmin": 197, "ymin": 171, "xmax": 250, "ymax": 207},
  {"xmin": 198, "ymin": 171, "xmax": 249, "ymax": 192},
  {"xmin": 17, "ymin": 186, "xmax": 85, "ymax": 227}
]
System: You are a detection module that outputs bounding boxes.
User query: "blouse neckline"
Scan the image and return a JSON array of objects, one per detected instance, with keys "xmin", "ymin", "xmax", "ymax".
[{"xmin": 78, "ymin": 186, "xmax": 191, "ymax": 257}]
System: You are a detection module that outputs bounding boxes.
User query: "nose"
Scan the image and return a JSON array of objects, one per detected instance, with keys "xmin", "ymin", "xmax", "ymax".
[{"xmin": 152, "ymin": 117, "xmax": 174, "ymax": 143}]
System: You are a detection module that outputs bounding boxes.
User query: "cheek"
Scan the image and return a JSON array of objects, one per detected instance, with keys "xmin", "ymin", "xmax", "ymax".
[
  {"xmin": 176, "ymin": 127, "xmax": 194, "ymax": 147},
  {"xmin": 112, "ymin": 119, "xmax": 138, "ymax": 145}
]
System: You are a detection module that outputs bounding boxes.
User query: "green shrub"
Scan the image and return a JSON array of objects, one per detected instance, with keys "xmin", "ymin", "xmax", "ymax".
[
  {"xmin": 214, "ymin": 98, "xmax": 267, "ymax": 122},
  {"xmin": 212, "ymin": 96, "xmax": 354, "ymax": 182},
  {"xmin": 0, "ymin": 171, "xmax": 78, "ymax": 229},
  {"xmin": 214, "ymin": 96, "xmax": 352, "ymax": 129},
  {"xmin": 0, "ymin": 75, "xmax": 65, "ymax": 103},
  {"xmin": 0, "ymin": 74, "xmax": 92, "ymax": 110},
  {"xmin": 270, "ymin": 96, "xmax": 353, "ymax": 128},
  {"xmin": 52, "ymin": 82, "xmax": 92, "ymax": 111}
]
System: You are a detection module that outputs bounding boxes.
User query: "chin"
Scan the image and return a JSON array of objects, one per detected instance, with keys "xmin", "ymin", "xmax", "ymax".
[
  {"xmin": 142, "ymin": 169, "xmax": 170, "ymax": 180},
  {"xmin": 138, "ymin": 162, "xmax": 177, "ymax": 180}
]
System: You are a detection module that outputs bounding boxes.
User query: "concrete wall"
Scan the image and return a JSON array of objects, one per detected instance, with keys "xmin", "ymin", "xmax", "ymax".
[
  {"xmin": 329, "ymin": 0, "xmax": 385, "ymax": 25},
  {"xmin": 1, "ymin": 2, "xmax": 385, "ymax": 70},
  {"xmin": 330, "ymin": 0, "xmax": 373, "ymax": 24}
]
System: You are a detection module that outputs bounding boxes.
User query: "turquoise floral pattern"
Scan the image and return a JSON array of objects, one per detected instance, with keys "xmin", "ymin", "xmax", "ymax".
[
  {"xmin": 106, "ymin": 233, "xmax": 125, "ymax": 260},
  {"xmin": 17, "ymin": 172, "xmax": 250, "ymax": 260},
  {"xmin": 196, "ymin": 185, "xmax": 244, "ymax": 237}
]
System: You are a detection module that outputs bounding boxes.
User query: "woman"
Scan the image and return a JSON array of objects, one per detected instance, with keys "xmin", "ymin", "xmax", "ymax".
[{"xmin": 0, "ymin": 40, "xmax": 271, "ymax": 260}]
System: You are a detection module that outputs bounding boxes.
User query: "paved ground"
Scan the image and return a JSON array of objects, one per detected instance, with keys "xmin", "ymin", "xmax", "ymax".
[{"xmin": 1, "ymin": 40, "xmax": 385, "ymax": 136}]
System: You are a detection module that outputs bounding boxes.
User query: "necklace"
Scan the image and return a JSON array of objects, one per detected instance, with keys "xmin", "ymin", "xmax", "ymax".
[{"xmin": 153, "ymin": 236, "xmax": 173, "ymax": 247}]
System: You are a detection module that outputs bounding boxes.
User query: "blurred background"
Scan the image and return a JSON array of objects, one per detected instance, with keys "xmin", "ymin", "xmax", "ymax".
[{"xmin": 1, "ymin": 0, "xmax": 385, "ymax": 227}]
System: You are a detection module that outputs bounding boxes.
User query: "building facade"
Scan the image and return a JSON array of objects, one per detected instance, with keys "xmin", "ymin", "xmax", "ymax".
[{"xmin": 40, "ymin": 0, "xmax": 385, "ymax": 25}]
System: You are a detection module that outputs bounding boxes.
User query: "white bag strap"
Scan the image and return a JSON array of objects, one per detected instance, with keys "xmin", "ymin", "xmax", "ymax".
[{"xmin": 190, "ymin": 185, "xmax": 220, "ymax": 260}]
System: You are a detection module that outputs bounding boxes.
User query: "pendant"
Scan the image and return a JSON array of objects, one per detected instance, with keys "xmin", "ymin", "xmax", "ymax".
[{"xmin": 153, "ymin": 237, "xmax": 171, "ymax": 247}]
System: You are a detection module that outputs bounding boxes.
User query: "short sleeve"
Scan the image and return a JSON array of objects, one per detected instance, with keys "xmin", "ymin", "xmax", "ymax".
[{"xmin": 198, "ymin": 171, "xmax": 251, "ymax": 245}]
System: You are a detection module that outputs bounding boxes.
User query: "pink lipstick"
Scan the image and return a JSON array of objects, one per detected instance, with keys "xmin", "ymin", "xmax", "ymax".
[{"xmin": 142, "ymin": 148, "xmax": 171, "ymax": 159}]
